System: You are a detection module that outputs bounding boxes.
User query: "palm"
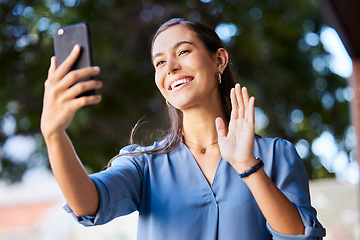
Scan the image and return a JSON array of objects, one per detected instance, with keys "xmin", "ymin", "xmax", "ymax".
[{"xmin": 216, "ymin": 84, "xmax": 255, "ymax": 168}]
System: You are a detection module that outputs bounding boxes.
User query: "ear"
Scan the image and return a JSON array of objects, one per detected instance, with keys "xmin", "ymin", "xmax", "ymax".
[{"xmin": 216, "ymin": 48, "xmax": 229, "ymax": 74}]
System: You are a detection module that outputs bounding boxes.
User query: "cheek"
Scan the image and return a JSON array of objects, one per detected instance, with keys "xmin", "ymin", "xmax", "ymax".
[
  {"xmin": 154, "ymin": 71, "xmax": 162, "ymax": 88},
  {"xmin": 154, "ymin": 71, "xmax": 167, "ymax": 96},
  {"xmin": 192, "ymin": 53, "xmax": 216, "ymax": 74}
]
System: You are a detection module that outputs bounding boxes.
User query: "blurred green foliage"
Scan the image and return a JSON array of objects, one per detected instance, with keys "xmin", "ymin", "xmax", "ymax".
[{"xmin": 0, "ymin": 0, "xmax": 351, "ymax": 183}]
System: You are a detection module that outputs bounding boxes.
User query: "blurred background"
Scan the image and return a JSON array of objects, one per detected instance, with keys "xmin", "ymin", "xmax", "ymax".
[{"xmin": 0, "ymin": 0, "xmax": 358, "ymax": 239}]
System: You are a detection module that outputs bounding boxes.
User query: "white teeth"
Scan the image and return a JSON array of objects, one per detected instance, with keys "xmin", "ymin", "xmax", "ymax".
[{"xmin": 171, "ymin": 78, "xmax": 191, "ymax": 90}]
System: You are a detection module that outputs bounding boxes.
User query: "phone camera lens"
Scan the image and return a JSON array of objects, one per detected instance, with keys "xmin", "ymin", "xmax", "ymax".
[{"xmin": 57, "ymin": 29, "xmax": 64, "ymax": 35}]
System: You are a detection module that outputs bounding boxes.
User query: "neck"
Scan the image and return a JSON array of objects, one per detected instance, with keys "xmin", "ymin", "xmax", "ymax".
[{"xmin": 181, "ymin": 97, "xmax": 227, "ymax": 147}]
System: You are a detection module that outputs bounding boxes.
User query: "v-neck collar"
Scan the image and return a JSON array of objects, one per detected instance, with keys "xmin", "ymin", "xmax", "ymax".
[{"xmin": 180, "ymin": 141, "xmax": 223, "ymax": 188}]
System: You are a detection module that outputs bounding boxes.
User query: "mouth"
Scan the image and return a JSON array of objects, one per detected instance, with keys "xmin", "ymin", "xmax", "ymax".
[{"xmin": 168, "ymin": 77, "xmax": 194, "ymax": 90}]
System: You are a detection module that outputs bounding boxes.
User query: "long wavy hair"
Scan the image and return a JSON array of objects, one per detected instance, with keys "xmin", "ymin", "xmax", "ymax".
[{"xmin": 108, "ymin": 18, "xmax": 237, "ymax": 166}]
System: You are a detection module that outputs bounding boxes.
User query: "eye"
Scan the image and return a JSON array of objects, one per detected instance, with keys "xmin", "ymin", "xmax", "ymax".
[
  {"xmin": 155, "ymin": 60, "xmax": 165, "ymax": 67},
  {"xmin": 178, "ymin": 49, "xmax": 190, "ymax": 56}
]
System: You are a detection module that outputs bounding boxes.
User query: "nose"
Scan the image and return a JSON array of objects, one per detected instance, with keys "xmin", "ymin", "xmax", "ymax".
[{"xmin": 167, "ymin": 57, "xmax": 181, "ymax": 75}]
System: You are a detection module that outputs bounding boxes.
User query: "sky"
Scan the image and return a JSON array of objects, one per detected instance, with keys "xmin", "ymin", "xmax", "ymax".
[{"xmin": 320, "ymin": 26, "xmax": 353, "ymax": 78}]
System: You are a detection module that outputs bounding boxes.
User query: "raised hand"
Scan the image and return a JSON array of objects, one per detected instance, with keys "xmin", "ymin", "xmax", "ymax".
[
  {"xmin": 215, "ymin": 83, "xmax": 257, "ymax": 173},
  {"xmin": 41, "ymin": 45, "xmax": 102, "ymax": 139}
]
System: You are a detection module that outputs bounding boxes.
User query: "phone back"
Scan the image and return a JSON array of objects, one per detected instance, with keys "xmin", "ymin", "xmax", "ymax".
[
  {"xmin": 53, "ymin": 23, "xmax": 95, "ymax": 99},
  {"xmin": 54, "ymin": 23, "xmax": 92, "ymax": 70}
]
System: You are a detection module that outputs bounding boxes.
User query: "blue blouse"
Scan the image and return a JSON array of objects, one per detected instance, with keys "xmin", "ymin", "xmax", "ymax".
[{"xmin": 64, "ymin": 136, "xmax": 326, "ymax": 239}]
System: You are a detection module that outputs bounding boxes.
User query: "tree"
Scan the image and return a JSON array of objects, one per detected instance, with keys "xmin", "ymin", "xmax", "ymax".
[{"xmin": 0, "ymin": 0, "xmax": 350, "ymax": 183}]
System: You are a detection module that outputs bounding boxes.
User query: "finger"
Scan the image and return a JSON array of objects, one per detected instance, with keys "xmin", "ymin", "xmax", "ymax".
[
  {"xmin": 230, "ymin": 88, "xmax": 238, "ymax": 120},
  {"xmin": 64, "ymin": 80, "xmax": 103, "ymax": 100},
  {"xmin": 47, "ymin": 56, "xmax": 57, "ymax": 78},
  {"xmin": 52, "ymin": 44, "xmax": 81, "ymax": 81},
  {"xmin": 235, "ymin": 83, "xmax": 245, "ymax": 118},
  {"xmin": 245, "ymin": 96, "xmax": 255, "ymax": 124},
  {"xmin": 242, "ymin": 87, "xmax": 250, "ymax": 108},
  {"xmin": 60, "ymin": 66, "xmax": 100, "ymax": 90},
  {"xmin": 215, "ymin": 117, "xmax": 227, "ymax": 139},
  {"xmin": 70, "ymin": 94, "xmax": 102, "ymax": 109}
]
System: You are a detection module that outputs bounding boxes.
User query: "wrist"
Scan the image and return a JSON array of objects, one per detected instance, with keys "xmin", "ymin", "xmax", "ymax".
[
  {"xmin": 238, "ymin": 158, "xmax": 264, "ymax": 178},
  {"xmin": 42, "ymin": 129, "xmax": 67, "ymax": 144},
  {"xmin": 232, "ymin": 156, "xmax": 259, "ymax": 173}
]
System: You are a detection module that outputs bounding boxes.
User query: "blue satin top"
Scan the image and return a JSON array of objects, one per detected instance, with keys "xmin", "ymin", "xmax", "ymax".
[{"xmin": 64, "ymin": 136, "xmax": 325, "ymax": 239}]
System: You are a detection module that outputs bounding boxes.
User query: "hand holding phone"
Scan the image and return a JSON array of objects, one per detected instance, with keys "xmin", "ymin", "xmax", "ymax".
[{"xmin": 54, "ymin": 23, "xmax": 96, "ymax": 97}]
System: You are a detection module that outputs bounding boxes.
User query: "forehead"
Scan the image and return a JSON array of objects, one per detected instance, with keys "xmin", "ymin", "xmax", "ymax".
[{"xmin": 152, "ymin": 25, "xmax": 200, "ymax": 56}]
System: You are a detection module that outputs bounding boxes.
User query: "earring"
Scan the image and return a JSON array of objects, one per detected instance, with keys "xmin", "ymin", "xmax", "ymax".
[
  {"xmin": 218, "ymin": 73, "xmax": 222, "ymax": 84},
  {"xmin": 166, "ymin": 100, "xmax": 174, "ymax": 108}
]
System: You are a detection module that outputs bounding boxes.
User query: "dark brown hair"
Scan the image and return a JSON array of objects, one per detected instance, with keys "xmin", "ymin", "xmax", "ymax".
[{"xmin": 108, "ymin": 18, "xmax": 237, "ymax": 166}]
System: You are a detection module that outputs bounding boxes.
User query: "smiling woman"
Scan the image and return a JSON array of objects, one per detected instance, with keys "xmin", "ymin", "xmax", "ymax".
[
  {"xmin": 152, "ymin": 24, "xmax": 227, "ymax": 113},
  {"xmin": 40, "ymin": 18, "xmax": 326, "ymax": 240}
]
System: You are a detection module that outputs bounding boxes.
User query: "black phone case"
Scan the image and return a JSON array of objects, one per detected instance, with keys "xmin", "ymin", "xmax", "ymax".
[{"xmin": 53, "ymin": 23, "xmax": 95, "ymax": 97}]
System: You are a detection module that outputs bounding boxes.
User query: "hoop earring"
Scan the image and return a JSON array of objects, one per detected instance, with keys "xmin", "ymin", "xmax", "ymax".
[
  {"xmin": 166, "ymin": 100, "xmax": 174, "ymax": 108},
  {"xmin": 218, "ymin": 73, "xmax": 222, "ymax": 84}
]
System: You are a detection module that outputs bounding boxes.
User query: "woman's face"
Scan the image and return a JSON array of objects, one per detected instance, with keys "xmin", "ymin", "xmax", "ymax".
[{"xmin": 152, "ymin": 25, "xmax": 221, "ymax": 110}]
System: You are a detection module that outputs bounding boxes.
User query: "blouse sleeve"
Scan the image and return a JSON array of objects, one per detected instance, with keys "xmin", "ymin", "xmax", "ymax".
[
  {"xmin": 261, "ymin": 138, "xmax": 326, "ymax": 239},
  {"xmin": 64, "ymin": 145, "xmax": 145, "ymax": 226}
]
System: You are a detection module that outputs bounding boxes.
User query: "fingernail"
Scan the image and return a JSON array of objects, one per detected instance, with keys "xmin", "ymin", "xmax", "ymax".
[
  {"xmin": 93, "ymin": 66, "xmax": 100, "ymax": 72},
  {"xmin": 73, "ymin": 44, "xmax": 80, "ymax": 51}
]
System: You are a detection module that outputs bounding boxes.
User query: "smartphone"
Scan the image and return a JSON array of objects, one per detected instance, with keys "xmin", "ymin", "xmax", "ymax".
[{"xmin": 53, "ymin": 22, "xmax": 95, "ymax": 97}]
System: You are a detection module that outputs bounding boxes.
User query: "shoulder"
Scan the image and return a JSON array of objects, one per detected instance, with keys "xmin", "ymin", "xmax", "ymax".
[
  {"xmin": 119, "ymin": 137, "xmax": 167, "ymax": 154},
  {"xmin": 254, "ymin": 136, "xmax": 297, "ymax": 154},
  {"xmin": 254, "ymin": 136, "xmax": 301, "ymax": 168},
  {"xmin": 112, "ymin": 139, "xmax": 168, "ymax": 166}
]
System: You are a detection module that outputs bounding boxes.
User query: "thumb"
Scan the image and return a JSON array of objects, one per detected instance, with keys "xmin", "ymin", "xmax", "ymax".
[{"xmin": 215, "ymin": 117, "xmax": 227, "ymax": 139}]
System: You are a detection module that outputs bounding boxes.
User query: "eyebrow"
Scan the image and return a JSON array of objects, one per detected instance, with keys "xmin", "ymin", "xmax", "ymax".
[{"xmin": 152, "ymin": 41, "xmax": 193, "ymax": 62}]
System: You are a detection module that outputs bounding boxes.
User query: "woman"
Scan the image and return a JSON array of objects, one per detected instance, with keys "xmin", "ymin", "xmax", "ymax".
[{"xmin": 41, "ymin": 18, "xmax": 325, "ymax": 239}]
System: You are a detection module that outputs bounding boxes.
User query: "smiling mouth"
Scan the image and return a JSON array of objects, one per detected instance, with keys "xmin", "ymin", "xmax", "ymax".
[{"xmin": 169, "ymin": 78, "xmax": 194, "ymax": 90}]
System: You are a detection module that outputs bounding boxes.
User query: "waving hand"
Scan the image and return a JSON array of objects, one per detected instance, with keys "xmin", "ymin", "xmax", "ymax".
[{"xmin": 215, "ymin": 83, "xmax": 258, "ymax": 173}]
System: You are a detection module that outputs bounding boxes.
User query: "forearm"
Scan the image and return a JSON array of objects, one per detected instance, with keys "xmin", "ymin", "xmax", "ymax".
[
  {"xmin": 44, "ymin": 131, "xmax": 99, "ymax": 217},
  {"xmin": 243, "ymin": 168, "xmax": 305, "ymax": 235}
]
